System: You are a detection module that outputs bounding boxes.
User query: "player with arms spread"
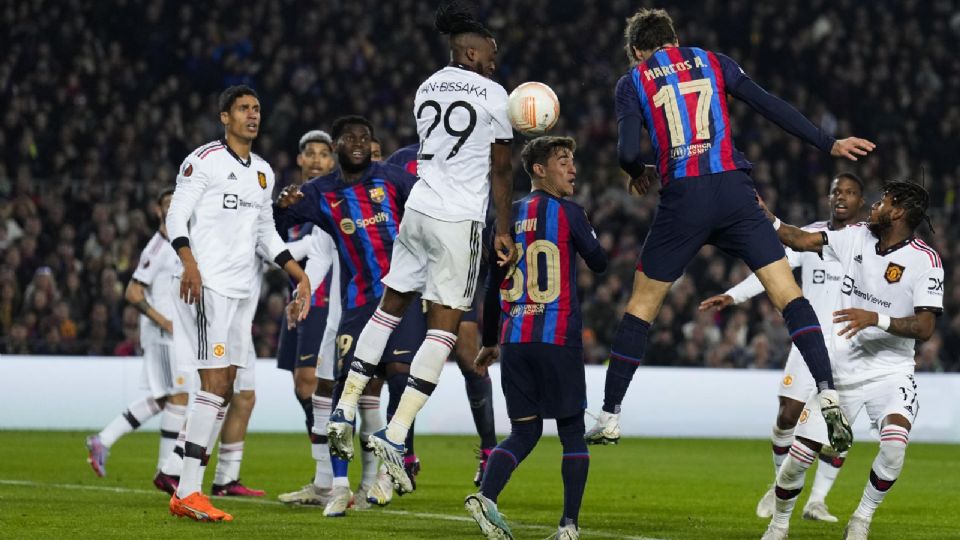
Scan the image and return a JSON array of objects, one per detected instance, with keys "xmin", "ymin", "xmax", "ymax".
[
  {"xmin": 700, "ymin": 173, "xmax": 867, "ymax": 521},
  {"xmin": 587, "ymin": 8, "xmax": 875, "ymax": 452},
  {"xmin": 165, "ymin": 85, "xmax": 310, "ymax": 522},
  {"xmin": 465, "ymin": 136, "xmax": 606, "ymax": 540},
  {"xmin": 326, "ymin": 3, "xmax": 516, "ymax": 494},
  {"xmin": 758, "ymin": 181, "xmax": 942, "ymax": 540}
]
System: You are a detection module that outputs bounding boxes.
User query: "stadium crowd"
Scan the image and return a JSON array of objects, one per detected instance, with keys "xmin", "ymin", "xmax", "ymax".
[{"xmin": 1, "ymin": 0, "xmax": 957, "ymax": 370}]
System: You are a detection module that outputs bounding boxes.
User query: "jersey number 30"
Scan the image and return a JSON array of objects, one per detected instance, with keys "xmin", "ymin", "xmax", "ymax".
[
  {"xmin": 502, "ymin": 240, "xmax": 561, "ymax": 304},
  {"xmin": 652, "ymin": 79, "xmax": 713, "ymax": 147},
  {"xmin": 417, "ymin": 100, "xmax": 477, "ymax": 160}
]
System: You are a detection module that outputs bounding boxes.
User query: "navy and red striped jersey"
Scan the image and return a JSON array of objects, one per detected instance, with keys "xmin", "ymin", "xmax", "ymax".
[
  {"xmin": 488, "ymin": 191, "xmax": 606, "ymax": 347},
  {"xmin": 616, "ymin": 46, "xmax": 835, "ymax": 185},
  {"xmin": 385, "ymin": 143, "xmax": 419, "ymax": 176},
  {"xmin": 275, "ymin": 162, "xmax": 417, "ymax": 310}
]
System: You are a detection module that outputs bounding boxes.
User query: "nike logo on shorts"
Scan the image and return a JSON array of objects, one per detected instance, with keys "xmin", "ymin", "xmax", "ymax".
[
  {"xmin": 392, "ymin": 349, "xmax": 411, "ymax": 355},
  {"xmin": 299, "ymin": 354, "xmax": 315, "ymax": 361}
]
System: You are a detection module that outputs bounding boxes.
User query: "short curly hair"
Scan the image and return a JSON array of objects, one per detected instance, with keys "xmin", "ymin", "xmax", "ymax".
[
  {"xmin": 883, "ymin": 181, "xmax": 931, "ymax": 231},
  {"xmin": 623, "ymin": 8, "xmax": 677, "ymax": 63}
]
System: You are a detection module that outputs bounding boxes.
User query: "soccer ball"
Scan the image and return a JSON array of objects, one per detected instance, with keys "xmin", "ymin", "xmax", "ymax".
[{"xmin": 507, "ymin": 82, "xmax": 559, "ymax": 136}]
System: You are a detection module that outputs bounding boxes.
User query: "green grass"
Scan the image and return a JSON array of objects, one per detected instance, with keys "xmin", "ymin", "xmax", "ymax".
[{"xmin": 0, "ymin": 431, "xmax": 957, "ymax": 539}]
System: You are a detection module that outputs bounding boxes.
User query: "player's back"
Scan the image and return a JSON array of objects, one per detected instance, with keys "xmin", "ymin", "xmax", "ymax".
[
  {"xmin": 499, "ymin": 191, "xmax": 605, "ymax": 347},
  {"xmin": 408, "ymin": 66, "xmax": 512, "ymax": 222},
  {"xmin": 621, "ymin": 46, "xmax": 751, "ymax": 183}
]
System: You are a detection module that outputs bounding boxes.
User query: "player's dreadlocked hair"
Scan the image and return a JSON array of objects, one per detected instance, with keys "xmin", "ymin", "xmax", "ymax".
[
  {"xmin": 624, "ymin": 8, "xmax": 678, "ymax": 63},
  {"xmin": 883, "ymin": 180, "xmax": 933, "ymax": 232},
  {"xmin": 435, "ymin": 2, "xmax": 492, "ymax": 38}
]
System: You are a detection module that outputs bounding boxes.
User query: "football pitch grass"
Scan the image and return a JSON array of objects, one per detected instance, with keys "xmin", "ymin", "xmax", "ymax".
[{"xmin": 0, "ymin": 432, "xmax": 956, "ymax": 539}]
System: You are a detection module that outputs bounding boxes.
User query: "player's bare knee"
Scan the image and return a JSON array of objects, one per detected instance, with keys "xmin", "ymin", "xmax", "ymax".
[
  {"xmin": 314, "ymin": 378, "xmax": 335, "ymax": 398},
  {"xmin": 199, "ymin": 369, "xmax": 233, "ymax": 399},
  {"xmin": 426, "ymin": 304, "xmax": 463, "ymax": 334},
  {"xmin": 232, "ymin": 389, "xmax": 256, "ymax": 413},
  {"xmin": 625, "ymin": 271, "xmax": 670, "ymax": 321},
  {"xmin": 379, "ymin": 288, "xmax": 414, "ymax": 317},
  {"xmin": 168, "ymin": 392, "xmax": 189, "ymax": 406},
  {"xmin": 364, "ymin": 375, "xmax": 387, "ymax": 395},
  {"xmin": 777, "ymin": 398, "xmax": 805, "ymax": 429},
  {"xmin": 293, "ymin": 369, "xmax": 317, "ymax": 400}
]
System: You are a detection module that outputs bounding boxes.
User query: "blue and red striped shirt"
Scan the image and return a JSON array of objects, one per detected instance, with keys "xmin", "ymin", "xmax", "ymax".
[
  {"xmin": 616, "ymin": 46, "xmax": 835, "ymax": 185},
  {"xmin": 385, "ymin": 143, "xmax": 419, "ymax": 176},
  {"xmin": 275, "ymin": 162, "xmax": 417, "ymax": 310},
  {"xmin": 487, "ymin": 191, "xmax": 606, "ymax": 347}
]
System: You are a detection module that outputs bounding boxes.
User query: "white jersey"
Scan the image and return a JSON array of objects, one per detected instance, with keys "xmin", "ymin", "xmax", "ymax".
[
  {"xmin": 167, "ymin": 140, "xmax": 287, "ymax": 298},
  {"xmin": 131, "ymin": 231, "xmax": 181, "ymax": 344},
  {"xmin": 823, "ymin": 224, "xmax": 944, "ymax": 385},
  {"xmin": 727, "ymin": 221, "xmax": 843, "ymax": 332},
  {"xmin": 407, "ymin": 65, "xmax": 513, "ymax": 222}
]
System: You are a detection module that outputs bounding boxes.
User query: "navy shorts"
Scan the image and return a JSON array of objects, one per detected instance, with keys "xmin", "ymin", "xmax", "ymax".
[
  {"xmin": 638, "ymin": 170, "xmax": 785, "ymax": 282},
  {"xmin": 335, "ymin": 297, "xmax": 427, "ymax": 379},
  {"xmin": 276, "ymin": 306, "xmax": 329, "ymax": 372},
  {"xmin": 500, "ymin": 343, "xmax": 586, "ymax": 420}
]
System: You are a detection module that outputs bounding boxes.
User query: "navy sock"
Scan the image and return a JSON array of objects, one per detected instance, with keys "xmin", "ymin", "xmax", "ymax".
[
  {"xmin": 557, "ymin": 414, "xmax": 589, "ymax": 527},
  {"xmin": 386, "ymin": 372, "xmax": 416, "ymax": 455},
  {"xmin": 296, "ymin": 393, "xmax": 315, "ymax": 440},
  {"xmin": 603, "ymin": 314, "xmax": 650, "ymax": 413},
  {"xmin": 480, "ymin": 418, "xmax": 543, "ymax": 502},
  {"xmin": 782, "ymin": 297, "xmax": 835, "ymax": 390},
  {"xmin": 463, "ymin": 368, "xmax": 498, "ymax": 449}
]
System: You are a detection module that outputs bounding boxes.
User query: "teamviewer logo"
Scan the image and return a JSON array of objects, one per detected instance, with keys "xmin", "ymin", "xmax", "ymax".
[{"xmin": 223, "ymin": 193, "xmax": 238, "ymax": 209}]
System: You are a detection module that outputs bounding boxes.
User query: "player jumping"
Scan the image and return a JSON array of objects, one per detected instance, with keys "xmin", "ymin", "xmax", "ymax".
[
  {"xmin": 325, "ymin": 2, "xmax": 516, "ymax": 495},
  {"xmin": 586, "ymin": 8, "xmax": 875, "ymax": 452}
]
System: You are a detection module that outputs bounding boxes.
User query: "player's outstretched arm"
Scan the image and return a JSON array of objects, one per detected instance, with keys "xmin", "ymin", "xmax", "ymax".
[
  {"xmin": 829, "ymin": 137, "xmax": 876, "ymax": 161},
  {"xmin": 490, "ymin": 142, "xmax": 516, "ymax": 266},
  {"xmin": 756, "ymin": 192, "xmax": 824, "ymax": 253}
]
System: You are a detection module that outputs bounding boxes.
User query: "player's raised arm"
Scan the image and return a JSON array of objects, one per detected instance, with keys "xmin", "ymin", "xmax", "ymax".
[
  {"xmin": 490, "ymin": 141, "xmax": 516, "ymax": 266},
  {"xmin": 756, "ymin": 194, "xmax": 825, "ymax": 253},
  {"xmin": 717, "ymin": 54, "xmax": 875, "ymax": 161},
  {"xmin": 167, "ymin": 157, "xmax": 211, "ymax": 304}
]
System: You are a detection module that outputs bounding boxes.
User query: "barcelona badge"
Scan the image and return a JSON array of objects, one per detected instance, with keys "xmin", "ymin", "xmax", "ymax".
[{"xmin": 368, "ymin": 186, "xmax": 386, "ymax": 203}]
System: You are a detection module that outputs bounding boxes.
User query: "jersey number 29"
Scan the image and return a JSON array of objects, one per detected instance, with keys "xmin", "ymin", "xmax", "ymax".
[{"xmin": 417, "ymin": 100, "xmax": 477, "ymax": 160}]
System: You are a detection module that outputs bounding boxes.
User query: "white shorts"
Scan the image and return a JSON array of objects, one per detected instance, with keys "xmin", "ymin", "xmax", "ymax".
[
  {"xmin": 382, "ymin": 209, "xmax": 482, "ymax": 311},
  {"xmin": 796, "ymin": 372, "xmax": 919, "ymax": 446},
  {"xmin": 234, "ymin": 357, "xmax": 256, "ymax": 392},
  {"xmin": 778, "ymin": 346, "xmax": 816, "ymax": 402},
  {"xmin": 140, "ymin": 339, "xmax": 192, "ymax": 398},
  {"xmin": 315, "ymin": 329, "xmax": 336, "ymax": 380},
  {"xmin": 172, "ymin": 282, "xmax": 255, "ymax": 370}
]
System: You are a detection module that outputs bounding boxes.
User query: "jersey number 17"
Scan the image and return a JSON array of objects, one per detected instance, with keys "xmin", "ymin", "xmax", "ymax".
[{"xmin": 653, "ymin": 79, "xmax": 713, "ymax": 147}]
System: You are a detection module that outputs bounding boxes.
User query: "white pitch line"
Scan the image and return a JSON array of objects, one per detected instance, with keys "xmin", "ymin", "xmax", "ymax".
[{"xmin": 0, "ymin": 478, "xmax": 662, "ymax": 539}]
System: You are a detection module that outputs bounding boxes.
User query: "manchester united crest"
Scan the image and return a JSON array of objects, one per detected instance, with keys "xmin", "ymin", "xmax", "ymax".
[
  {"xmin": 884, "ymin": 262, "xmax": 905, "ymax": 284},
  {"xmin": 257, "ymin": 171, "xmax": 267, "ymax": 189},
  {"xmin": 368, "ymin": 186, "xmax": 386, "ymax": 203}
]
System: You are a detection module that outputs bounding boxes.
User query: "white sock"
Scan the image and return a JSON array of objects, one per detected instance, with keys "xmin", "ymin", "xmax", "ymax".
[
  {"xmin": 808, "ymin": 451, "xmax": 846, "ymax": 503},
  {"xmin": 198, "ymin": 407, "xmax": 227, "ymax": 484},
  {"xmin": 311, "ymin": 395, "xmax": 333, "ymax": 489},
  {"xmin": 161, "ymin": 425, "xmax": 186, "ymax": 476},
  {"xmin": 214, "ymin": 441, "xmax": 244, "ymax": 485},
  {"xmin": 99, "ymin": 397, "xmax": 162, "ymax": 447},
  {"xmin": 339, "ymin": 309, "xmax": 400, "ymax": 421},
  {"xmin": 158, "ymin": 403, "xmax": 187, "ymax": 471},
  {"xmin": 332, "ymin": 475, "xmax": 350, "ymax": 489},
  {"xmin": 771, "ymin": 425, "xmax": 795, "ymax": 476},
  {"xmin": 385, "ymin": 330, "xmax": 454, "ymax": 445},
  {"xmin": 854, "ymin": 425, "xmax": 909, "ymax": 521},
  {"xmin": 176, "ymin": 391, "xmax": 224, "ymax": 498},
  {"xmin": 771, "ymin": 441, "xmax": 816, "ymax": 528},
  {"xmin": 358, "ymin": 395, "xmax": 384, "ymax": 488}
]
